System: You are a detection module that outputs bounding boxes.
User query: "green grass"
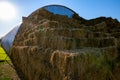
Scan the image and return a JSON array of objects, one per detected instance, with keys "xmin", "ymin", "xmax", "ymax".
[
  {"xmin": 0, "ymin": 77, "xmax": 10, "ymax": 80},
  {"xmin": 0, "ymin": 47, "xmax": 10, "ymax": 61},
  {"xmin": 0, "ymin": 47, "xmax": 11, "ymax": 80},
  {"xmin": 0, "ymin": 47, "xmax": 18, "ymax": 80},
  {"xmin": 0, "ymin": 63, "xmax": 11, "ymax": 80}
]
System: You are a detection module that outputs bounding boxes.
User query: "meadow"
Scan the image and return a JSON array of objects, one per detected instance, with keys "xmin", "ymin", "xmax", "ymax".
[
  {"xmin": 0, "ymin": 47, "xmax": 10, "ymax": 61},
  {"xmin": 0, "ymin": 46, "xmax": 20, "ymax": 80}
]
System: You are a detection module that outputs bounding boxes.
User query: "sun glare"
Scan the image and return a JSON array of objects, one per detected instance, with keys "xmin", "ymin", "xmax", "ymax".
[{"xmin": 0, "ymin": 1, "xmax": 17, "ymax": 21}]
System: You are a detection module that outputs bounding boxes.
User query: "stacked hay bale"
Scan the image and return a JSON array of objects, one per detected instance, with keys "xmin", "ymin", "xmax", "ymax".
[{"xmin": 10, "ymin": 6, "xmax": 120, "ymax": 80}]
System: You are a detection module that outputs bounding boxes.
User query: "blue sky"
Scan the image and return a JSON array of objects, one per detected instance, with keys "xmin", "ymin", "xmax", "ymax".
[{"xmin": 0, "ymin": 0, "xmax": 120, "ymax": 37}]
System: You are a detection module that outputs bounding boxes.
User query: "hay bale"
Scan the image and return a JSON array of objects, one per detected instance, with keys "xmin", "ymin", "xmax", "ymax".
[
  {"xmin": 50, "ymin": 48, "xmax": 116, "ymax": 80},
  {"xmin": 75, "ymin": 37, "xmax": 116, "ymax": 48},
  {"xmin": 87, "ymin": 32, "xmax": 110, "ymax": 38},
  {"xmin": 9, "ymin": 5, "xmax": 120, "ymax": 80}
]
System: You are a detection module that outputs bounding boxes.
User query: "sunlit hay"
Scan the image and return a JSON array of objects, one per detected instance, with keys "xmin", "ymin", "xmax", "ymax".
[
  {"xmin": 50, "ymin": 50, "xmax": 75, "ymax": 80},
  {"xmin": 49, "ymin": 49, "xmax": 117, "ymax": 80},
  {"xmin": 91, "ymin": 22, "xmax": 107, "ymax": 32},
  {"xmin": 10, "ymin": 46, "xmax": 29, "ymax": 80},
  {"xmin": 72, "ymin": 29, "xmax": 87, "ymax": 38},
  {"xmin": 10, "ymin": 6, "xmax": 120, "ymax": 80}
]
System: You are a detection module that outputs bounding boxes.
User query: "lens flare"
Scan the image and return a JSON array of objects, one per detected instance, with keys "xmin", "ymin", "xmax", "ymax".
[{"xmin": 0, "ymin": 1, "xmax": 17, "ymax": 21}]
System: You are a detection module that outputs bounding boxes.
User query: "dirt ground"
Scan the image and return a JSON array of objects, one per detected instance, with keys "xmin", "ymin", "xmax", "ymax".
[{"xmin": 0, "ymin": 62, "xmax": 20, "ymax": 80}]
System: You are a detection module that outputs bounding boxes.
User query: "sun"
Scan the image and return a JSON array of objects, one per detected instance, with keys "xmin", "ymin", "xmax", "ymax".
[{"xmin": 0, "ymin": 1, "xmax": 17, "ymax": 21}]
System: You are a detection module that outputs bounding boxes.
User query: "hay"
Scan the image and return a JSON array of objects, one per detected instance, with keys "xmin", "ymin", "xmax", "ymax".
[{"xmin": 10, "ymin": 7, "xmax": 120, "ymax": 80}]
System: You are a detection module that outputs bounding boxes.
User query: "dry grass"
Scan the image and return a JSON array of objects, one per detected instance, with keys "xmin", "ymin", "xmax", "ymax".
[{"xmin": 0, "ymin": 62, "xmax": 20, "ymax": 80}]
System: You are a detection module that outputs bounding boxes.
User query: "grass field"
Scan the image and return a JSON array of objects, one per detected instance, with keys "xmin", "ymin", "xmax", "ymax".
[
  {"xmin": 0, "ymin": 47, "xmax": 10, "ymax": 61},
  {"xmin": 0, "ymin": 47, "xmax": 19, "ymax": 80},
  {"xmin": 0, "ymin": 62, "xmax": 20, "ymax": 80}
]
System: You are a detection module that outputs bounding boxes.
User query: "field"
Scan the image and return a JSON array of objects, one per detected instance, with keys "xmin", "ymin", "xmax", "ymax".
[
  {"xmin": 0, "ymin": 47, "xmax": 20, "ymax": 80},
  {"xmin": 0, "ymin": 47, "xmax": 10, "ymax": 61}
]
